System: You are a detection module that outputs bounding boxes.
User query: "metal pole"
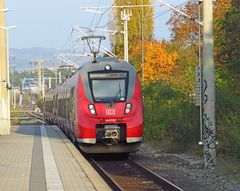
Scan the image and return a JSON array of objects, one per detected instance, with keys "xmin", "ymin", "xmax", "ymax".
[
  {"xmin": 202, "ymin": 0, "xmax": 216, "ymax": 168},
  {"xmin": 11, "ymin": 89, "xmax": 13, "ymax": 105},
  {"xmin": 0, "ymin": 0, "xmax": 10, "ymax": 135},
  {"xmin": 124, "ymin": 16, "xmax": 128, "ymax": 62},
  {"xmin": 13, "ymin": 88, "xmax": 16, "ymax": 109},
  {"xmin": 141, "ymin": 0, "xmax": 145, "ymax": 83},
  {"xmin": 42, "ymin": 66, "xmax": 44, "ymax": 100},
  {"xmin": 55, "ymin": 69, "xmax": 58, "ymax": 87},
  {"xmin": 38, "ymin": 60, "xmax": 41, "ymax": 91},
  {"xmin": 58, "ymin": 71, "xmax": 62, "ymax": 84},
  {"xmin": 48, "ymin": 77, "xmax": 51, "ymax": 89},
  {"xmin": 156, "ymin": 0, "xmax": 202, "ymax": 25},
  {"xmin": 121, "ymin": 9, "xmax": 131, "ymax": 62},
  {"xmin": 6, "ymin": 27, "xmax": 11, "ymax": 127},
  {"xmin": 198, "ymin": 0, "xmax": 203, "ymax": 142}
]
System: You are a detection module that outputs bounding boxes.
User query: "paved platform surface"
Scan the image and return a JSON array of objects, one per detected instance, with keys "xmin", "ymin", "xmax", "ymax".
[{"xmin": 0, "ymin": 125, "xmax": 111, "ymax": 191}]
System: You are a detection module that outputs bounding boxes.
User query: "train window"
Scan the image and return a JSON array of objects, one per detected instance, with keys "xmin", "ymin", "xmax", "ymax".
[
  {"xmin": 89, "ymin": 73, "xmax": 127, "ymax": 79},
  {"xmin": 89, "ymin": 72, "xmax": 128, "ymax": 103}
]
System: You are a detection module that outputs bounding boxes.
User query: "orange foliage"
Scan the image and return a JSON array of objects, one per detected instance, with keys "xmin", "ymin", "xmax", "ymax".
[
  {"xmin": 214, "ymin": 0, "xmax": 232, "ymax": 18},
  {"xmin": 167, "ymin": 0, "xmax": 232, "ymax": 46},
  {"xmin": 134, "ymin": 41, "xmax": 177, "ymax": 83},
  {"xmin": 167, "ymin": 2, "xmax": 199, "ymax": 45}
]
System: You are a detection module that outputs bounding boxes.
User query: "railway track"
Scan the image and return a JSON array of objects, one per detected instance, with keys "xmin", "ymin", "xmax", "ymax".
[
  {"xmin": 89, "ymin": 157, "xmax": 183, "ymax": 191},
  {"xmin": 29, "ymin": 114, "xmax": 183, "ymax": 191},
  {"xmin": 25, "ymin": 111, "xmax": 44, "ymax": 123}
]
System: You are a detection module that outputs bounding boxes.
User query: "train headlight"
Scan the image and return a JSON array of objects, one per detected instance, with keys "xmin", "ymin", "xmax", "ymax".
[
  {"xmin": 90, "ymin": 110, "xmax": 96, "ymax": 115},
  {"xmin": 89, "ymin": 104, "xmax": 94, "ymax": 110},
  {"xmin": 105, "ymin": 65, "xmax": 111, "ymax": 70},
  {"xmin": 88, "ymin": 104, "xmax": 97, "ymax": 115},
  {"xmin": 124, "ymin": 103, "xmax": 132, "ymax": 115}
]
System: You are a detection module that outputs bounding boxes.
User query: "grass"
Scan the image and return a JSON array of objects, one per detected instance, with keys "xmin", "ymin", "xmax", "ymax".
[
  {"xmin": 216, "ymin": 156, "xmax": 240, "ymax": 184},
  {"xmin": 10, "ymin": 105, "xmax": 26, "ymax": 126}
]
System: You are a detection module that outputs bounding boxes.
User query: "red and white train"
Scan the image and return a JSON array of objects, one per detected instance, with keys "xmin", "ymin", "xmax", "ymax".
[{"xmin": 44, "ymin": 58, "xmax": 144, "ymax": 154}]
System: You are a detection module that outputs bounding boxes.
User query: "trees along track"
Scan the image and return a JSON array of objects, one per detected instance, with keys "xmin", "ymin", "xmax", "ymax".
[{"xmin": 89, "ymin": 157, "xmax": 184, "ymax": 191}]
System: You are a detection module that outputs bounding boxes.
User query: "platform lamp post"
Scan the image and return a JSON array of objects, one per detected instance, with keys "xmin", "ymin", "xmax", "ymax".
[
  {"xmin": 0, "ymin": 25, "xmax": 16, "ymax": 135},
  {"xmin": 0, "ymin": 26, "xmax": 17, "ymax": 86},
  {"xmin": 0, "ymin": 5, "xmax": 14, "ymax": 135}
]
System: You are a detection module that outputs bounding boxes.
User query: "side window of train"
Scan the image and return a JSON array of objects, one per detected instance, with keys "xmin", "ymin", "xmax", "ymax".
[
  {"xmin": 69, "ymin": 87, "xmax": 74, "ymax": 118},
  {"xmin": 56, "ymin": 94, "xmax": 59, "ymax": 115},
  {"xmin": 70, "ymin": 87, "xmax": 75, "ymax": 108},
  {"xmin": 65, "ymin": 90, "xmax": 68, "ymax": 118},
  {"xmin": 53, "ymin": 95, "xmax": 55, "ymax": 112}
]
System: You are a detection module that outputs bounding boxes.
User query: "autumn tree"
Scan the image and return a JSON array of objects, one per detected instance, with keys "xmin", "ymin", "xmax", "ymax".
[
  {"xmin": 168, "ymin": 43, "xmax": 198, "ymax": 95},
  {"xmin": 166, "ymin": 0, "xmax": 232, "ymax": 94},
  {"xmin": 215, "ymin": 1, "xmax": 240, "ymax": 73},
  {"xmin": 167, "ymin": 0, "xmax": 232, "ymax": 47},
  {"xmin": 167, "ymin": 2, "xmax": 199, "ymax": 46},
  {"xmin": 110, "ymin": 0, "xmax": 154, "ymax": 61},
  {"xmin": 132, "ymin": 41, "xmax": 176, "ymax": 83}
]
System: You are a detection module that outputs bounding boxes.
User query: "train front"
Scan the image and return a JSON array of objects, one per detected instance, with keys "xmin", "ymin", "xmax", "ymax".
[{"xmin": 76, "ymin": 59, "xmax": 144, "ymax": 153}]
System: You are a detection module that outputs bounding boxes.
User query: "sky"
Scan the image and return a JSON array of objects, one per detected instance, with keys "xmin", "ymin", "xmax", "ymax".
[{"xmin": 6, "ymin": 0, "xmax": 188, "ymax": 50}]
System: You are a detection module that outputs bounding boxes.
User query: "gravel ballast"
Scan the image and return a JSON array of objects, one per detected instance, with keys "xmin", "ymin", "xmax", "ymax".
[{"xmin": 130, "ymin": 144, "xmax": 240, "ymax": 191}]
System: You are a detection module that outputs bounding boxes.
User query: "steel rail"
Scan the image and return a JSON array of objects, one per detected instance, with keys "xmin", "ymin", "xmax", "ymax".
[
  {"xmin": 89, "ymin": 158, "xmax": 124, "ymax": 191},
  {"xmin": 128, "ymin": 159, "xmax": 184, "ymax": 191},
  {"xmin": 89, "ymin": 157, "xmax": 184, "ymax": 191}
]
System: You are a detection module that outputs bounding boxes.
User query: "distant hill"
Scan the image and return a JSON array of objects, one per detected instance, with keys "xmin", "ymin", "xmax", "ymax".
[
  {"xmin": 9, "ymin": 47, "xmax": 92, "ymax": 72},
  {"xmin": 9, "ymin": 47, "xmax": 60, "ymax": 72}
]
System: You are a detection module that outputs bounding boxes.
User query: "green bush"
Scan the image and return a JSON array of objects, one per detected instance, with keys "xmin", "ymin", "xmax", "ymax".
[
  {"xmin": 143, "ymin": 67, "xmax": 240, "ymax": 161},
  {"xmin": 215, "ymin": 69, "xmax": 240, "ymax": 159},
  {"xmin": 143, "ymin": 82, "xmax": 199, "ymax": 147}
]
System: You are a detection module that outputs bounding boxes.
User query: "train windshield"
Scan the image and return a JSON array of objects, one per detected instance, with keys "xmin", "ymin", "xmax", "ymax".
[{"xmin": 89, "ymin": 72, "xmax": 127, "ymax": 103}]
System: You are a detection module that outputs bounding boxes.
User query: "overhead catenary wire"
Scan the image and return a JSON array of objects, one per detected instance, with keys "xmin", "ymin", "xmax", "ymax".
[
  {"xmin": 97, "ymin": 14, "xmax": 118, "ymax": 29},
  {"xmin": 49, "ymin": 2, "xmax": 112, "ymax": 77},
  {"xmin": 84, "ymin": 0, "xmax": 191, "ymax": 63},
  {"xmin": 80, "ymin": 4, "xmax": 165, "ymax": 10},
  {"xmin": 79, "ymin": 0, "xmax": 197, "ymax": 44},
  {"xmin": 89, "ymin": 0, "xmax": 103, "ymax": 28},
  {"xmin": 155, "ymin": 0, "xmax": 202, "ymax": 25},
  {"xmin": 145, "ymin": 0, "xmax": 189, "ymax": 21},
  {"xmin": 81, "ymin": 0, "xmax": 199, "ymax": 25},
  {"xmin": 94, "ymin": 4, "xmax": 167, "ymax": 28},
  {"xmin": 53, "ymin": 0, "xmax": 196, "ymax": 69},
  {"xmin": 73, "ymin": 26, "xmax": 117, "ymax": 58},
  {"xmin": 92, "ymin": 0, "xmax": 119, "ymax": 34},
  {"xmin": 59, "ymin": 32, "xmax": 73, "ymax": 52}
]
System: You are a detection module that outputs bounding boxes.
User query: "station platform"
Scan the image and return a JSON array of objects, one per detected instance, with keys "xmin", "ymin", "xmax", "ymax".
[{"xmin": 0, "ymin": 124, "xmax": 111, "ymax": 191}]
